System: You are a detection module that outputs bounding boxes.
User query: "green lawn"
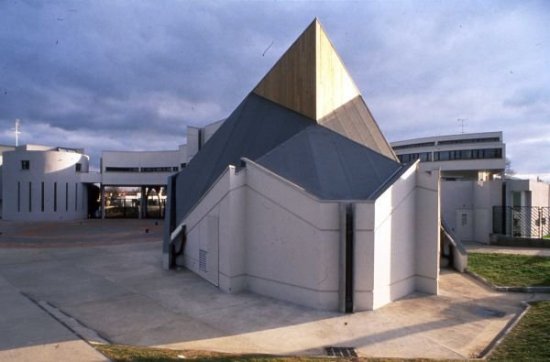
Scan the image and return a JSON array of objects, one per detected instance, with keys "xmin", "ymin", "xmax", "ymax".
[
  {"xmin": 95, "ymin": 344, "xmax": 442, "ymax": 362},
  {"xmin": 489, "ymin": 301, "xmax": 550, "ymax": 360},
  {"xmin": 467, "ymin": 253, "xmax": 550, "ymax": 287}
]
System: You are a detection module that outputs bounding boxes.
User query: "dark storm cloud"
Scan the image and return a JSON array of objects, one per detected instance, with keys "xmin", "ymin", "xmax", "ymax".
[{"xmin": 0, "ymin": 0, "xmax": 549, "ymax": 177}]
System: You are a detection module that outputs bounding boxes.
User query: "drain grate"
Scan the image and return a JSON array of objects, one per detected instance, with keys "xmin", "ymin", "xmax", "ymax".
[
  {"xmin": 325, "ymin": 346, "xmax": 357, "ymax": 357},
  {"xmin": 472, "ymin": 307, "xmax": 506, "ymax": 318}
]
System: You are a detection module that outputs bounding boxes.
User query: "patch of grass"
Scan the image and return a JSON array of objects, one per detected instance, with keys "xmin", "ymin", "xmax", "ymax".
[
  {"xmin": 467, "ymin": 253, "xmax": 550, "ymax": 287},
  {"xmin": 94, "ymin": 344, "xmax": 444, "ymax": 362},
  {"xmin": 489, "ymin": 301, "xmax": 550, "ymax": 360},
  {"xmin": 95, "ymin": 344, "xmax": 319, "ymax": 362}
]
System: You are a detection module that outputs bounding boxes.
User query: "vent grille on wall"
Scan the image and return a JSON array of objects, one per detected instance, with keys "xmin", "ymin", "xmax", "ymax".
[{"xmin": 199, "ymin": 249, "xmax": 208, "ymax": 272}]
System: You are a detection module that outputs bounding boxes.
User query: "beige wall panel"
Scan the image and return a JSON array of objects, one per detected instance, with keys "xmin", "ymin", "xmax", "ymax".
[
  {"xmin": 315, "ymin": 21, "xmax": 360, "ymax": 120},
  {"xmin": 319, "ymin": 96, "xmax": 398, "ymax": 161}
]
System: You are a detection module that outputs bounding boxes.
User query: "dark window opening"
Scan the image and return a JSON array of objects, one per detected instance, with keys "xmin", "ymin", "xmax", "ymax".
[
  {"xmin": 17, "ymin": 182, "xmax": 21, "ymax": 212},
  {"xmin": 105, "ymin": 167, "xmax": 139, "ymax": 172},
  {"xmin": 28, "ymin": 182, "xmax": 32, "ymax": 212},
  {"xmin": 21, "ymin": 160, "xmax": 30, "ymax": 170},
  {"xmin": 41, "ymin": 182, "xmax": 45, "ymax": 212},
  {"xmin": 75, "ymin": 163, "xmax": 82, "ymax": 172},
  {"xmin": 141, "ymin": 167, "xmax": 175, "ymax": 173},
  {"xmin": 53, "ymin": 182, "xmax": 57, "ymax": 212}
]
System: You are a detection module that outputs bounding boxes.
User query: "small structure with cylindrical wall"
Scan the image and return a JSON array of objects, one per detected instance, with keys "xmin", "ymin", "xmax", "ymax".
[{"xmin": 2, "ymin": 145, "xmax": 91, "ymax": 221}]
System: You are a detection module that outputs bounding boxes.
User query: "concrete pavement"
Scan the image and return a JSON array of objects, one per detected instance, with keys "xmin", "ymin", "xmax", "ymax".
[
  {"xmin": 0, "ymin": 220, "xmax": 548, "ymax": 360},
  {"xmin": 0, "ymin": 275, "xmax": 107, "ymax": 361}
]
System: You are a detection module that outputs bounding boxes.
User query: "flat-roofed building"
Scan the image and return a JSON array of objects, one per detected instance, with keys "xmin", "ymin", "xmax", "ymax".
[{"xmin": 392, "ymin": 132, "xmax": 505, "ymax": 181}]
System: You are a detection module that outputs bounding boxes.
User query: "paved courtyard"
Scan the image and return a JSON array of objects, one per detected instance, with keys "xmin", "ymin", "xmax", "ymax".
[{"xmin": 0, "ymin": 219, "xmax": 547, "ymax": 361}]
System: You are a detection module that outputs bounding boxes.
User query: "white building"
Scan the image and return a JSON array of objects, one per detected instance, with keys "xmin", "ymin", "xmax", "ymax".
[
  {"xmin": 392, "ymin": 132, "xmax": 549, "ymax": 243},
  {"xmin": 163, "ymin": 20, "xmax": 441, "ymax": 312},
  {"xmin": 392, "ymin": 131, "xmax": 506, "ymax": 181},
  {"xmin": 0, "ymin": 120, "xmax": 224, "ymax": 221},
  {"xmin": 2, "ymin": 145, "xmax": 90, "ymax": 221}
]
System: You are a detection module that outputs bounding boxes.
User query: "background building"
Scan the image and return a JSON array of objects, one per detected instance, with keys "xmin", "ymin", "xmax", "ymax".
[
  {"xmin": 392, "ymin": 132, "xmax": 549, "ymax": 243},
  {"xmin": 0, "ymin": 120, "xmax": 223, "ymax": 221},
  {"xmin": 2, "ymin": 145, "xmax": 91, "ymax": 221},
  {"xmin": 392, "ymin": 131, "xmax": 505, "ymax": 181}
]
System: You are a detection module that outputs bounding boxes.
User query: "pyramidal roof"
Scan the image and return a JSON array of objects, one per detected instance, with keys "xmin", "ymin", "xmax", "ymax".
[
  {"xmin": 171, "ymin": 20, "xmax": 403, "ymax": 222},
  {"xmin": 253, "ymin": 19, "xmax": 397, "ymax": 161}
]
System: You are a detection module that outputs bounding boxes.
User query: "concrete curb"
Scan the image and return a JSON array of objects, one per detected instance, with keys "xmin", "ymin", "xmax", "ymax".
[
  {"xmin": 465, "ymin": 270, "xmax": 550, "ymax": 293},
  {"xmin": 478, "ymin": 301, "xmax": 531, "ymax": 359}
]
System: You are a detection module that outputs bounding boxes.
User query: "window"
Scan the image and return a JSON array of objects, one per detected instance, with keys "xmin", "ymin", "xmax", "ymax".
[
  {"xmin": 65, "ymin": 183, "xmax": 69, "ymax": 211},
  {"xmin": 17, "ymin": 182, "xmax": 21, "ymax": 212},
  {"xmin": 41, "ymin": 182, "xmax": 44, "ymax": 212},
  {"xmin": 105, "ymin": 167, "xmax": 139, "ymax": 172},
  {"xmin": 180, "ymin": 163, "xmax": 187, "ymax": 169},
  {"xmin": 437, "ymin": 137, "xmax": 501, "ymax": 146},
  {"xmin": 140, "ymin": 167, "xmax": 175, "ymax": 173},
  {"xmin": 53, "ymin": 182, "xmax": 57, "ymax": 212},
  {"xmin": 21, "ymin": 160, "xmax": 30, "ymax": 170},
  {"xmin": 75, "ymin": 163, "xmax": 82, "ymax": 172},
  {"xmin": 393, "ymin": 141, "xmax": 435, "ymax": 150},
  {"xmin": 435, "ymin": 151, "xmax": 450, "ymax": 161},
  {"xmin": 28, "ymin": 182, "xmax": 32, "ymax": 212}
]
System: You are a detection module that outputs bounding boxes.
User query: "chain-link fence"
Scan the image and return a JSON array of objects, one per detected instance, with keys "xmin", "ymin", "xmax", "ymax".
[{"xmin": 493, "ymin": 206, "xmax": 550, "ymax": 239}]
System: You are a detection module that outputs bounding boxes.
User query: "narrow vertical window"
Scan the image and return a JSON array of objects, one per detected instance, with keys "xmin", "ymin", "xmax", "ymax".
[
  {"xmin": 17, "ymin": 182, "xmax": 21, "ymax": 212},
  {"xmin": 65, "ymin": 183, "xmax": 69, "ymax": 211},
  {"xmin": 53, "ymin": 182, "xmax": 57, "ymax": 212},
  {"xmin": 41, "ymin": 182, "xmax": 45, "ymax": 212},
  {"xmin": 75, "ymin": 183, "xmax": 78, "ymax": 211},
  {"xmin": 28, "ymin": 182, "xmax": 32, "ymax": 212}
]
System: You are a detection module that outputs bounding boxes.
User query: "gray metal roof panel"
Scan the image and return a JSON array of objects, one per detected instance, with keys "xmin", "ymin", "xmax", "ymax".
[
  {"xmin": 256, "ymin": 126, "xmax": 403, "ymax": 200},
  {"xmin": 174, "ymin": 93, "xmax": 314, "ymax": 221}
]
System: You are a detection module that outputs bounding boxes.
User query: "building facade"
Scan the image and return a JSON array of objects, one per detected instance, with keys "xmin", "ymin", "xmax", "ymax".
[
  {"xmin": 392, "ymin": 131, "xmax": 505, "ymax": 181},
  {"xmin": 163, "ymin": 20, "xmax": 440, "ymax": 312},
  {"xmin": 0, "ymin": 120, "xmax": 223, "ymax": 221},
  {"xmin": 392, "ymin": 132, "xmax": 549, "ymax": 243},
  {"xmin": 2, "ymin": 145, "xmax": 90, "ymax": 221}
]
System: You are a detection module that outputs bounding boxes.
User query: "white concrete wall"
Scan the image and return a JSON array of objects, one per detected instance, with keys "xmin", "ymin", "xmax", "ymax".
[
  {"xmin": 101, "ymin": 150, "xmax": 184, "ymax": 186},
  {"xmin": 415, "ymin": 169, "xmax": 440, "ymax": 294},
  {"xmin": 186, "ymin": 120, "xmax": 224, "ymax": 163},
  {"xmin": 2, "ymin": 148, "xmax": 89, "ymax": 221},
  {"xmin": 441, "ymin": 179, "xmax": 501, "ymax": 243},
  {"xmin": 174, "ymin": 159, "xmax": 341, "ymax": 311},
  {"xmin": 353, "ymin": 202, "xmax": 375, "ymax": 310},
  {"xmin": 244, "ymin": 160, "xmax": 341, "ymax": 311},
  {"xmin": 371, "ymin": 165, "xmax": 418, "ymax": 310},
  {"xmin": 171, "ymin": 159, "xmax": 439, "ymax": 312},
  {"xmin": 175, "ymin": 166, "xmax": 245, "ymax": 288}
]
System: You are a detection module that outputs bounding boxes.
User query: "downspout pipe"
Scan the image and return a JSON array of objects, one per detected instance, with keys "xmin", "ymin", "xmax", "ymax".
[{"xmin": 339, "ymin": 203, "xmax": 354, "ymax": 313}]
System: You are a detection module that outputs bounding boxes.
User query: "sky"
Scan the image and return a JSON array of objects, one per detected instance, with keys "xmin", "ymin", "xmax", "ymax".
[{"xmin": 0, "ymin": 0, "xmax": 549, "ymax": 179}]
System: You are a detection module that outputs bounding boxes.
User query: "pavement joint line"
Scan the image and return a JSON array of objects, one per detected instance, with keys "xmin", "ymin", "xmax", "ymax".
[
  {"xmin": 19, "ymin": 291, "xmax": 112, "ymax": 346},
  {"xmin": 478, "ymin": 301, "xmax": 531, "ymax": 359}
]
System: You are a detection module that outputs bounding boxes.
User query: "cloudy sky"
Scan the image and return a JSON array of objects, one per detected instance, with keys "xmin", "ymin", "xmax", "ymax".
[{"xmin": 1, "ymin": 0, "xmax": 549, "ymax": 178}]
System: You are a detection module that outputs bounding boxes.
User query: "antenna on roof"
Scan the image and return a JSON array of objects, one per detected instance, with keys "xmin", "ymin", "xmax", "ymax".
[
  {"xmin": 457, "ymin": 118, "xmax": 466, "ymax": 134},
  {"xmin": 14, "ymin": 119, "xmax": 21, "ymax": 146}
]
